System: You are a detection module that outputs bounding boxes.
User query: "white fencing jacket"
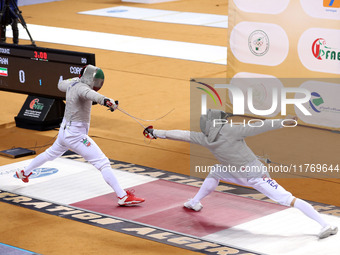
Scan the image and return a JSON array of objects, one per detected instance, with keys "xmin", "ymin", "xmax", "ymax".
[
  {"xmin": 154, "ymin": 120, "xmax": 283, "ymax": 177},
  {"xmin": 58, "ymin": 77, "xmax": 106, "ymax": 124}
]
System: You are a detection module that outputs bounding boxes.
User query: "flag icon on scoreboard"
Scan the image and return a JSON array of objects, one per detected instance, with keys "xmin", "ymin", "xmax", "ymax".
[{"xmin": 0, "ymin": 67, "xmax": 8, "ymax": 77}]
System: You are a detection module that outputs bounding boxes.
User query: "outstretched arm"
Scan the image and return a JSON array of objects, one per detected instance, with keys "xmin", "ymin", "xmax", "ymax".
[
  {"xmin": 153, "ymin": 129, "xmax": 206, "ymax": 145},
  {"xmin": 76, "ymin": 83, "xmax": 118, "ymax": 111}
]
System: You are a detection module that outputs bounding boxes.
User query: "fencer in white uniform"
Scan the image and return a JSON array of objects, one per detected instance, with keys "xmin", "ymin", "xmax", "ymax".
[
  {"xmin": 144, "ymin": 109, "xmax": 337, "ymax": 239},
  {"xmin": 16, "ymin": 65, "xmax": 144, "ymax": 206}
]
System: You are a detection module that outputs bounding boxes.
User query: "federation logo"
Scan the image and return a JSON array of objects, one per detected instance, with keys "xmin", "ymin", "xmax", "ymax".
[
  {"xmin": 312, "ymin": 38, "xmax": 326, "ymax": 60},
  {"xmin": 29, "ymin": 98, "xmax": 44, "ymax": 110},
  {"xmin": 13, "ymin": 168, "xmax": 58, "ymax": 180},
  {"xmin": 309, "ymin": 92, "xmax": 324, "ymax": 113},
  {"xmin": 311, "ymin": 38, "xmax": 340, "ymax": 61},
  {"xmin": 248, "ymin": 30, "xmax": 270, "ymax": 56},
  {"xmin": 309, "ymin": 91, "xmax": 340, "ymax": 114},
  {"xmin": 323, "ymin": 0, "xmax": 340, "ymax": 8}
]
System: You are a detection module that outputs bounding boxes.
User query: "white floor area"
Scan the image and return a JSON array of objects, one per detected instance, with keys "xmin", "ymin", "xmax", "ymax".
[
  {"xmin": 205, "ymin": 208, "xmax": 340, "ymax": 255},
  {"xmin": 79, "ymin": 6, "xmax": 228, "ymax": 28},
  {"xmin": 7, "ymin": 24, "xmax": 227, "ymax": 65},
  {"xmin": 1, "ymin": 158, "xmax": 339, "ymax": 255},
  {"xmin": 0, "ymin": 158, "xmax": 156, "ymax": 204}
]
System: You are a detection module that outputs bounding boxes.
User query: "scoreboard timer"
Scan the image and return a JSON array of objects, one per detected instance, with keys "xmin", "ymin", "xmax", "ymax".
[{"xmin": 0, "ymin": 43, "xmax": 95, "ymax": 99}]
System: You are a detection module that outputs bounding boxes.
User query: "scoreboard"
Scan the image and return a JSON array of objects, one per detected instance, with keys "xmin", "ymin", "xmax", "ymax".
[{"xmin": 0, "ymin": 43, "xmax": 95, "ymax": 99}]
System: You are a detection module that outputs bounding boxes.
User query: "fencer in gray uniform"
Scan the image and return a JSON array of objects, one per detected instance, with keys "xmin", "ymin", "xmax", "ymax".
[
  {"xmin": 16, "ymin": 65, "xmax": 144, "ymax": 206},
  {"xmin": 145, "ymin": 109, "xmax": 337, "ymax": 239}
]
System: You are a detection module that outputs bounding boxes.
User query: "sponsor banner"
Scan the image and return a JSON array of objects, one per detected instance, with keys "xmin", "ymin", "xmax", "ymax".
[
  {"xmin": 233, "ymin": 0, "xmax": 290, "ymax": 14},
  {"xmin": 228, "ymin": 0, "xmax": 340, "ymax": 130},
  {"xmin": 298, "ymin": 28, "xmax": 340, "ymax": 75},
  {"xmin": 230, "ymin": 22, "xmax": 289, "ymax": 66},
  {"xmin": 296, "ymin": 80, "xmax": 340, "ymax": 128},
  {"xmin": 230, "ymin": 73, "xmax": 284, "ymax": 117},
  {"xmin": 300, "ymin": 0, "xmax": 340, "ymax": 20}
]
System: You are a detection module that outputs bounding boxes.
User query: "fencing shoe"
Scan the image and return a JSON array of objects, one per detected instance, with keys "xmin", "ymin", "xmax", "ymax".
[
  {"xmin": 318, "ymin": 225, "xmax": 338, "ymax": 239},
  {"xmin": 118, "ymin": 190, "xmax": 145, "ymax": 206},
  {"xmin": 184, "ymin": 199, "xmax": 203, "ymax": 211},
  {"xmin": 16, "ymin": 170, "xmax": 32, "ymax": 183}
]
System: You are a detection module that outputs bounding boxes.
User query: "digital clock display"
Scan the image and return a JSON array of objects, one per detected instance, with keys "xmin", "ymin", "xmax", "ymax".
[
  {"xmin": 34, "ymin": 51, "xmax": 48, "ymax": 60},
  {"xmin": 0, "ymin": 44, "xmax": 95, "ymax": 99}
]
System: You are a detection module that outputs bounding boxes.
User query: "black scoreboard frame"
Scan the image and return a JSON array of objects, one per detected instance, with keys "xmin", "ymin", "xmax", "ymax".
[{"xmin": 0, "ymin": 43, "xmax": 96, "ymax": 99}]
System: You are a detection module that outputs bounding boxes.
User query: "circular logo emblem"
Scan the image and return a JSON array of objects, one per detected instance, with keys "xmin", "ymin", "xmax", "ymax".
[
  {"xmin": 309, "ymin": 92, "xmax": 324, "ymax": 113},
  {"xmin": 248, "ymin": 30, "xmax": 270, "ymax": 56},
  {"xmin": 29, "ymin": 98, "xmax": 39, "ymax": 109},
  {"xmin": 14, "ymin": 168, "xmax": 58, "ymax": 180}
]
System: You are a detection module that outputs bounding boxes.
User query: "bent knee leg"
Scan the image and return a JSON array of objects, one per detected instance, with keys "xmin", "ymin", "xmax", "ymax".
[
  {"xmin": 207, "ymin": 171, "xmax": 220, "ymax": 180},
  {"xmin": 87, "ymin": 155, "xmax": 111, "ymax": 171},
  {"xmin": 45, "ymin": 142, "xmax": 67, "ymax": 161},
  {"xmin": 69, "ymin": 136, "xmax": 111, "ymax": 171},
  {"xmin": 274, "ymin": 191, "xmax": 294, "ymax": 206}
]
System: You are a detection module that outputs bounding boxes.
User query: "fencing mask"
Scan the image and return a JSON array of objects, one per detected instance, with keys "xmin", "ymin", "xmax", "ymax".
[
  {"xmin": 79, "ymin": 65, "xmax": 105, "ymax": 91},
  {"xmin": 200, "ymin": 109, "xmax": 229, "ymax": 143}
]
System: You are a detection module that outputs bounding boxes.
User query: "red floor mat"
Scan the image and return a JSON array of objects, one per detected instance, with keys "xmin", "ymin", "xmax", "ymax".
[{"xmin": 72, "ymin": 179, "xmax": 286, "ymax": 237}]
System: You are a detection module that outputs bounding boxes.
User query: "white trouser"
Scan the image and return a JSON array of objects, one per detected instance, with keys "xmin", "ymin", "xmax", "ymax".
[
  {"xmin": 24, "ymin": 120, "xmax": 126, "ymax": 198},
  {"xmin": 25, "ymin": 120, "xmax": 110, "ymax": 173},
  {"xmin": 208, "ymin": 160, "xmax": 294, "ymax": 206}
]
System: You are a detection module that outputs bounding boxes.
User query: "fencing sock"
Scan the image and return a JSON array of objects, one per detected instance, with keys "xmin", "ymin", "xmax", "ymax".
[
  {"xmin": 294, "ymin": 198, "xmax": 328, "ymax": 227},
  {"xmin": 101, "ymin": 167, "xmax": 127, "ymax": 198},
  {"xmin": 24, "ymin": 152, "xmax": 49, "ymax": 176},
  {"xmin": 191, "ymin": 177, "xmax": 219, "ymax": 205}
]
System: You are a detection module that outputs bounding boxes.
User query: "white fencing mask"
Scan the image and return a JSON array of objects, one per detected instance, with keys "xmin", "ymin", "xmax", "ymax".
[
  {"xmin": 80, "ymin": 65, "xmax": 105, "ymax": 91},
  {"xmin": 200, "ymin": 109, "xmax": 228, "ymax": 143}
]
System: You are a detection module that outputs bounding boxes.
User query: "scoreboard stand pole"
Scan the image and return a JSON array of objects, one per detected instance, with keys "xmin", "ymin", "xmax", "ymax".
[{"xmin": 15, "ymin": 95, "xmax": 65, "ymax": 131}]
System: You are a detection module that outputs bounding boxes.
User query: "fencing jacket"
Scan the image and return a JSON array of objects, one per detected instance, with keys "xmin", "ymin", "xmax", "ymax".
[
  {"xmin": 153, "ymin": 120, "xmax": 283, "ymax": 178},
  {"xmin": 58, "ymin": 77, "xmax": 106, "ymax": 124}
]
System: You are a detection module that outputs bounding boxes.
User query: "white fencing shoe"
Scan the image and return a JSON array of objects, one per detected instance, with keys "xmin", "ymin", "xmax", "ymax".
[
  {"xmin": 318, "ymin": 225, "xmax": 338, "ymax": 239},
  {"xmin": 184, "ymin": 199, "xmax": 203, "ymax": 211}
]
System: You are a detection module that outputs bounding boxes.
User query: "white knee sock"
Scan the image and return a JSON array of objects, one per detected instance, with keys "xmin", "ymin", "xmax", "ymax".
[
  {"xmin": 294, "ymin": 198, "xmax": 328, "ymax": 227},
  {"xmin": 191, "ymin": 177, "xmax": 219, "ymax": 204},
  {"xmin": 24, "ymin": 152, "xmax": 49, "ymax": 175},
  {"xmin": 101, "ymin": 167, "xmax": 126, "ymax": 198}
]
